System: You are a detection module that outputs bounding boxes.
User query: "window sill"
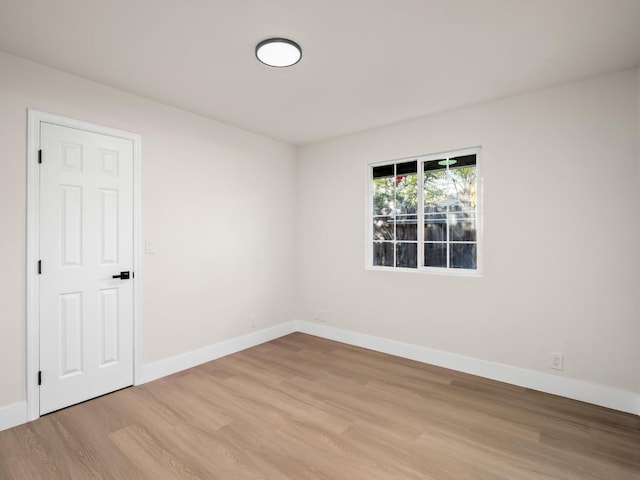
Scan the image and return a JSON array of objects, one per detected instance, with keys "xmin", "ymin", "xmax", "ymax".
[{"xmin": 366, "ymin": 265, "xmax": 483, "ymax": 277}]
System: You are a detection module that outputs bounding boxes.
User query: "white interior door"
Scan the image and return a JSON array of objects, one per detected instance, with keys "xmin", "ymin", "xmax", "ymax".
[{"xmin": 39, "ymin": 121, "xmax": 135, "ymax": 415}]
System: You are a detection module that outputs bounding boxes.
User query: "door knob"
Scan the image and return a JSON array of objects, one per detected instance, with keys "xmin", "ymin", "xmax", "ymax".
[{"xmin": 112, "ymin": 271, "xmax": 131, "ymax": 279}]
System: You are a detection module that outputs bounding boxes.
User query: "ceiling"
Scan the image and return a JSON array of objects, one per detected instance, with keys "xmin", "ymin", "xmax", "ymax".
[{"xmin": 1, "ymin": 0, "xmax": 639, "ymax": 145}]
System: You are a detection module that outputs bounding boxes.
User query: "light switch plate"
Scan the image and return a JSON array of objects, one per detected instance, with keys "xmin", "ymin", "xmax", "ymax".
[{"xmin": 145, "ymin": 239, "xmax": 156, "ymax": 254}]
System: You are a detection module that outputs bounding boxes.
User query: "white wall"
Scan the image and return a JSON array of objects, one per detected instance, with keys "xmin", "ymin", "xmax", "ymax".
[
  {"xmin": 295, "ymin": 69, "xmax": 640, "ymax": 394},
  {"xmin": 0, "ymin": 52, "xmax": 296, "ymax": 407},
  {"xmin": 1, "ymin": 50, "xmax": 638, "ymax": 416}
]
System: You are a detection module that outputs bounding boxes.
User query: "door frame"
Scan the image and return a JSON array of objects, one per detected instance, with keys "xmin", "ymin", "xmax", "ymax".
[{"xmin": 26, "ymin": 109, "xmax": 142, "ymax": 421}]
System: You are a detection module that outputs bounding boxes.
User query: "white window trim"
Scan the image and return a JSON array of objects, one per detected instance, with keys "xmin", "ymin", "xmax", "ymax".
[{"xmin": 365, "ymin": 146, "xmax": 483, "ymax": 276}]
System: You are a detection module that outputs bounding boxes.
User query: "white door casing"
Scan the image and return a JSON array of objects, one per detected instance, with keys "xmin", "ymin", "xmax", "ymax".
[{"xmin": 27, "ymin": 111, "xmax": 141, "ymax": 419}]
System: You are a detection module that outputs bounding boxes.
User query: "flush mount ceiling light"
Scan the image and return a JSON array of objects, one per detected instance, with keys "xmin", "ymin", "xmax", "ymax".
[{"xmin": 255, "ymin": 38, "xmax": 302, "ymax": 68}]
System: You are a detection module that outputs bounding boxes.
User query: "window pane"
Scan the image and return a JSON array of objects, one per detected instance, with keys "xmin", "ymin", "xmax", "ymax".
[
  {"xmin": 448, "ymin": 165, "xmax": 477, "ymax": 211},
  {"xmin": 397, "ymin": 160, "xmax": 417, "ymax": 175},
  {"xmin": 373, "ymin": 177, "xmax": 395, "ymax": 216},
  {"xmin": 373, "ymin": 242, "xmax": 394, "ymax": 266},
  {"xmin": 396, "ymin": 215, "xmax": 417, "ymax": 241},
  {"xmin": 372, "ymin": 164, "xmax": 394, "ymax": 178},
  {"xmin": 450, "ymin": 243, "xmax": 477, "ymax": 269},
  {"xmin": 449, "ymin": 154, "xmax": 476, "ymax": 168},
  {"xmin": 424, "ymin": 159, "xmax": 447, "ymax": 172},
  {"xmin": 424, "ymin": 214, "xmax": 446, "ymax": 242},
  {"xmin": 424, "ymin": 243, "xmax": 447, "ymax": 268},
  {"xmin": 449, "ymin": 212, "xmax": 476, "ymax": 242},
  {"xmin": 396, "ymin": 243, "xmax": 417, "ymax": 268},
  {"xmin": 424, "ymin": 169, "xmax": 450, "ymax": 213},
  {"xmin": 373, "ymin": 217, "xmax": 394, "ymax": 240},
  {"xmin": 395, "ymin": 173, "xmax": 418, "ymax": 214}
]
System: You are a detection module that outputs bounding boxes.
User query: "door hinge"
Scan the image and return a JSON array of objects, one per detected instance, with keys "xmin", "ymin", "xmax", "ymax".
[
  {"xmin": 38, "ymin": 260, "xmax": 42, "ymax": 274},
  {"xmin": 38, "ymin": 371, "xmax": 42, "ymax": 386},
  {"xmin": 38, "ymin": 149, "xmax": 42, "ymax": 164}
]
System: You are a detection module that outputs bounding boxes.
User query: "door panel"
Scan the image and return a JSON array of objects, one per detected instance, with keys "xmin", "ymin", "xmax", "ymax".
[
  {"xmin": 99, "ymin": 189, "xmax": 119, "ymax": 265},
  {"xmin": 60, "ymin": 185, "xmax": 83, "ymax": 267},
  {"xmin": 99, "ymin": 287, "xmax": 120, "ymax": 366},
  {"xmin": 59, "ymin": 292, "xmax": 83, "ymax": 376},
  {"xmin": 39, "ymin": 122, "xmax": 134, "ymax": 415}
]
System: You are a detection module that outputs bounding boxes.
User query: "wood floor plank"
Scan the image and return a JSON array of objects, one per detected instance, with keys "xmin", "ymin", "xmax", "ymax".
[
  {"xmin": 109, "ymin": 424, "xmax": 206, "ymax": 480},
  {"xmin": 1, "ymin": 333, "xmax": 638, "ymax": 479}
]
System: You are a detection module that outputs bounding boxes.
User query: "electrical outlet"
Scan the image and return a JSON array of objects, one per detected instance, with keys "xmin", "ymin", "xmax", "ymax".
[
  {"xmin": 549, "ymin": 352, "xmax": 563, "ymax": 370},
  {"xmin": 249, "ymin": 315, "xmax": 256, "ymax": 329},
  {"xmin": 314, "ymin": 309, "xmax": 327, "ymax": 323}
]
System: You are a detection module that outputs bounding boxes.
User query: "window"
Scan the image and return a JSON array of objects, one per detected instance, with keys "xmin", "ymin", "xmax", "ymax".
[{"xmin": 369, "ymin": 147, "xmax": 481, "ymax": 274}]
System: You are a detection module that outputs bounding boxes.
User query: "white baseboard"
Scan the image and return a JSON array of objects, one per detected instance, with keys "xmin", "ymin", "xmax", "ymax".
[
  {"xmin": 295, "ymin": 321, "xmax": 640, "ymax": 416},
  {"xmin": 0, "ymin": 401, "xmax": 28, "ymax": 432},
  {"xmin": 2, "ymin": 318, "xmax": 637, "ymax": 433},
  {"xmin": 141, "ymin": 321, "xmax": 297, "ymax": 384}
]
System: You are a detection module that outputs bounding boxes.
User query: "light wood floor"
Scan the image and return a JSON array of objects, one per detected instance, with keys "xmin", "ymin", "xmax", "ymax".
[{"xmin": 1, "ymin": 333, "xmax": 638, "ymax": 479}]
